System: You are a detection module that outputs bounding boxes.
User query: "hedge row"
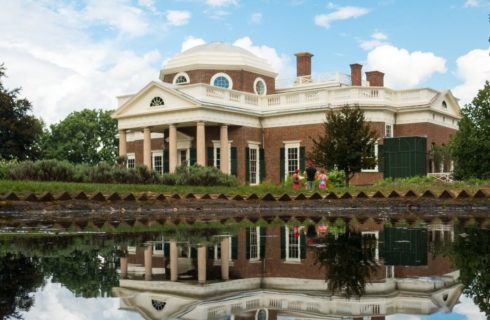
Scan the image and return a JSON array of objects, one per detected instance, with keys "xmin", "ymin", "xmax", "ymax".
[{"xmin": 0, "ymin": 159, "xmax": 239, "ymax": 187}]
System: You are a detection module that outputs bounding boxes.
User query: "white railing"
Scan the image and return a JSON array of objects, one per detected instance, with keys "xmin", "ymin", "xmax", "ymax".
[
  {"xmin": 179, "ymin": 83, "xmax": 438, "ymax": 111},
  {"xmin": 427, "ymin": 172, "xmax": 453, "ymax": 183}
]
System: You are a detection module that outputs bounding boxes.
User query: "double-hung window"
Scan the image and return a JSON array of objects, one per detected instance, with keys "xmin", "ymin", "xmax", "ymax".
[
  {"xmin": 127, "ymin": 153, "xmax": 135, "ymax": 169},
  {"xmin": 285, "ymin": 142, "xmax": 300, "ymax": 180}
]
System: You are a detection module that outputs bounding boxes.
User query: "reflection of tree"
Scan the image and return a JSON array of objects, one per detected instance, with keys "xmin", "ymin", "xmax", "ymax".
[
  {"xmin": 0, "ymin": 253, "xmax": 44, "ymax": 319},
  {"xmin": 451, "ymin": 228, "xmax": 490, "ymax": 317},
  {"xmin": 41, "ymin": 249, "xmax": 120, "ymax": 298},
  {"xmin": 314, "ymin": 231, "xmax": 378, "ymax": 298}
]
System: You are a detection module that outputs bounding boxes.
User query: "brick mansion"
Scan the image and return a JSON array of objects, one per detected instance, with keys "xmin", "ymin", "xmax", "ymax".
[{"xmin": 112, "ymin": 42, "xmax": 461, "ymax": 185}]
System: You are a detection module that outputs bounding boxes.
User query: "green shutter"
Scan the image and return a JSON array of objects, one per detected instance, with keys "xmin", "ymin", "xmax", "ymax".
[
  {"xmin": 232, "ymin": 235, "xmax": 238, "ymax": 260},
  {"xmin": 378, "ymin": 144, "xmax": 384, "ymax": 173},
  {"xmin": 190, "ymin": 148, "xmax": 196, "ymax": 166},
  {"xmin": 163, "ymin": 242, "xmax": 170, "ymax": 258},
  {"xmin": 259, "ymin": 148, "xmax": 265, "ymax": 183},
  {"xmin": 207, "ymin": 245, "xmax": 214, "ymax": 260},
  {"xmin": 300, "ymin": 231, "xmax": 306, "ymax": 259},
  {"xmin": 207, "ymin": 147, "xmax": 214, "ymax": 167},
  {"xmin": 190, "ymin": 247, "xmax": 197, "ymax": 259},
  {"xmin": 163, "ymin": 150, "xmax": 169, "ymax": 173},
  {"xmin": 246, "ymin": 227, "xmax": 251, "ymax": 259},
  {"xmin": 299, "ymin": 146, "xmax": 306, "ymax": 173},
  {"xmin": 231, "ymin": 147, "xmax": 237, "ymax": 176},
  {"xmin": 260, "ymin": 227, "xmax": 266, "ymax": 259},
  {"xmin": 280, "ymin": 226, "xmax": 286, "ymax": 259},
  {"xmin": 280, "ymin": 148, "xmax": 285, "ymax": 182},
  {"xmin": 245, "ymin": 147, "xmax": 250, "ymax": 183}
]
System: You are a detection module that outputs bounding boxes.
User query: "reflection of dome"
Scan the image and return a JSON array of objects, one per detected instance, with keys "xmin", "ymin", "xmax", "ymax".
[{"xmin": 162, "ymin": 42, "xmax": 277, "ymax": 77}]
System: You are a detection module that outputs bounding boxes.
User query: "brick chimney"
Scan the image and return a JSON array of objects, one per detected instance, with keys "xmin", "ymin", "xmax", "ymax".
[
  {"xmin": 366, "ymin": 71, "xmax": 385, "ymax": 87},
  {"xmin": 350, "ymin": 63, "xmax": 362, "ymax": 86},
  {"xmin": 295, "ymin": 52, "xmax": 313, "ymax": 77}
]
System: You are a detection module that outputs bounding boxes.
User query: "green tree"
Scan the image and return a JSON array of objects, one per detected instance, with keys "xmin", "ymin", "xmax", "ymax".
[
  {"xmin": 451, "ymin": 81, "xmax": 490, "ymax": 179},
  {"xmin": 314, "ymin": 231, "xmax": 378, "ymax": 298},
  {"xmin": 0, "ymin": 64, "xmax": 44, "ymax": 160},
  {"xmin": 450, "ymin": 227, "xmax": 490, "ymax": 317},
  {"xmin": 310, "ymin": 106, "xmax": 378, "ymax": 186},
  {"xmin": 42, "ymin": 109, "xmax": 118, "ymax": 164}
]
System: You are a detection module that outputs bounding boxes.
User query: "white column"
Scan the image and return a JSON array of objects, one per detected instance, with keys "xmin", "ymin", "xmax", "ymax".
[
  {"xmin": 169, "ymin": 124, "xmax": 177, "ymax": 173},
  {"xmin": 221, "ymin": 237, "xmax": 230, "ymax": 280},
  {"xmin": 196, "ymin": 122, "xmax": 206, "ymax": 166},
  {"xmin": 118, "ymin": 130, "xmax": 127, "ymax": 157},
  {"xmin": 220, "ymin": 125, "xmax": 229, "ymax": 174},
  {"xmin": 143, "ymin": 127, "xmax": 151, "ymax": 169},
  {"xmin": 198, "ymin": 245, "xmax": 206, "ymax": 284},
  {"xmin": 144, "ymin": 244, "xmax": 152, "ymax": 281},
  {"xmin": 170, "ymin": 241, "xmax": 178, "ymax": 281}
]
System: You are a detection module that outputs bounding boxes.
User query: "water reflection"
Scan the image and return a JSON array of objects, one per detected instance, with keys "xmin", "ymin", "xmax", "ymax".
[{"xmin": 0, "ymin": 219, "xmax": 488, "ymax": 320}]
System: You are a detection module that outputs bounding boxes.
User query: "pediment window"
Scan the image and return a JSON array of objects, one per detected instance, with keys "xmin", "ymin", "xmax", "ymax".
[
  {"xmin": 152, "ymin": 299, "xmax": 166, "ymax": 311},
  {"xmin": 211, "ymin": 73, "xmax": 233, "ymax": 89},
  {"xmin": 150, "ymin": 96, "xmax": 164, "ymax": 107}
]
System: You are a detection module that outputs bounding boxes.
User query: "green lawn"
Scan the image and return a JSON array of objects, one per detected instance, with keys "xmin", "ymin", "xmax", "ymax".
[{"xmin": 0, "ymin": 178, "xmax": 488, "ymax": 196}]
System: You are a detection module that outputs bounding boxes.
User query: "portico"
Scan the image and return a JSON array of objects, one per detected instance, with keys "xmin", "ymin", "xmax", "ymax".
[{"xmin": 118, "ymin": 120, "xmax": 230, "ymax": 174}]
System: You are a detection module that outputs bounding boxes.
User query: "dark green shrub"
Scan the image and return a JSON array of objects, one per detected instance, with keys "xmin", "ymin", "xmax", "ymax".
[
  {"xmin": 87, "ymin": 162, "xmax": 114, "ymax": 183},
  {"xmin": 161, "ymin": 173, "xmax": 176, "ymax": 185},
  {"xmin": 33, "ymin": 159, "xmax": 76, "ymax": 181},
  {"xmin": 175, "ymin": 165, "xmax": 239, "ymax": 186}
]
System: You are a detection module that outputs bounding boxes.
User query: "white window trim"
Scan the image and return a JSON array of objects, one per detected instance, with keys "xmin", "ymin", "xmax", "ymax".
[
  {"xmin": 173, "ymin": 72, "xmax": 190, "ymax": 85},
  {"xmin": 127, "ymin": 153, "xmax": 135, "ymax": 169},
  {"xmin": 385, "ymin": 124, "xmax": 393, "ymax": 138},
  {"xmin": 253, "ymin": 77, "xmax": 267, "ymax": 95},
  {"xmin": 285, "ymin": 226, "xmax": 301, "ymax": 262},
  {"xmin": 152, "ymin": 237, "xmax": 164, "ymax": 257},
  {"xmin": 210, "ymin": 72, "xmax": 233, "ymax": 90},
  {"xmin": 248, "ymin": 143, "xmax": 260, "ymax": 185},
  {"xmin": 284, "ymin": 142, "xmax": 300, "ymax": 180},
  {"xmin": 212, "ymin": 140, "xmax": 232, "ymax": 169},
  {"xmin": 152, "ymin": 150, "xmax": 163, "ymax": 174},
  {"xmin": 177, "ymin": 148, "xmax": 190, "ymax": 167},
  {"xmin": 361, "ymin": 231, "xmax": 379, "ymax": 262},
  {"xmin": 213, "ymin": 236, "xmax": 233, "ymax": 263},
  {"xmin": 361, "ymin": 141, "xmax": 379, "ymax": 172},
  {"xmin": 249, "ymin": 226, "xmax": 261, "ymax": 261}
]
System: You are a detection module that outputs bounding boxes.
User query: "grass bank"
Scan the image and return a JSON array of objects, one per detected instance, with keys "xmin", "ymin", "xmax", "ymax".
[{"xmin": 0, "ymin": 177, "xmax": 489, "ymax": 196}]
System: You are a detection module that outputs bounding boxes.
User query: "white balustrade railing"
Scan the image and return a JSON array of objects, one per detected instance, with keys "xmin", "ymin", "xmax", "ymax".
[{"xmin": 181, "ymin": 83, "xmax": 437, "ymax": 111}]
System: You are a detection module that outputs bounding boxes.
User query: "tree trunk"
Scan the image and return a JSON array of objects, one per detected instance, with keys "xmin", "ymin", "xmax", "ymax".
[{"xmin": 344, "ymin": 170, "xmax": 350, "ymax": 187}]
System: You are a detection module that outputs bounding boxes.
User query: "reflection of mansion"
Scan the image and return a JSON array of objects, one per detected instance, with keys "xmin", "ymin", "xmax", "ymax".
[
  {"xmin": 112, "ymin": 42, "xmax": 461, "ymax": 185},
  {"xmin": 113, "ymin": 223, "xmax": 462, "ymax": 319}
]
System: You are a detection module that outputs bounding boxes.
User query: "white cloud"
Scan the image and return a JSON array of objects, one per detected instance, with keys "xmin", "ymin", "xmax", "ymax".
[
  {"xmin": 360, "ymin": 32, "xmax": 389, "ymax": 50},
  {"xmin": 314, "ymin": 6, "xmax": 370, "ymax": 29},
  {"xmin": 165, "ymin": 10, "xmax": 191, "ymax": 26},
  {"xmin": 453, "ymin": 295, "xmax": 487, "ymax": 319},
  {"xmin": 372, "ymin": 32, "xmax": 387, "ymax": 40},
  {"xmin": 366, "ymin": 44, "xmax": 447, "ymax": 88},
  {"xmin": 138, "ymin": 0, "xmax": 156, "ymax": 11},
  {"xmin": 452, "ymin": 48, "xmax": 490, "ymax": 104},
  {"xmin": 181, "ymin": 36, "xmax": 207, "ymax": 52},
  {"xmin": 464, "ymin": 0, "xmax": 480, "ymax": 7},
  {"xmin": 233, "ymin": 37, "xmax": 294, "ymax": 79},
  {"xmin": 250, "ymin": 12, "xmax": 263, "ymax": 24},
  {"xmin": 0, "ymin": 0, "xmax": 161, "ymax": 125},
  {"xmin": 206, "ymin": 0, "xmax": 238, "ymax": 7},
  {"xmin": 20, "ymin": 280, "xmax": 138, "ymax": 320},
  {"xmin": 82, "ymin": 0, "xmax": 150, "ymax": 37}
]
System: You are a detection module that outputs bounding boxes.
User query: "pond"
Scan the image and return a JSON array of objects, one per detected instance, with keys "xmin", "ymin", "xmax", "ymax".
[{"xmin": 0, "ymin": 213, "xmax": 488, "ymax": 320}]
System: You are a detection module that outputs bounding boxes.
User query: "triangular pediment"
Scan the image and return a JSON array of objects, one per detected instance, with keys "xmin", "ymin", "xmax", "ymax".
[
  {"xmin": 430, "ymin": 90, "xmax": 462, "ymax": 118},
  {"xmin": 112, "ymin": 81, "xmax": 200, "ymax": 119}
]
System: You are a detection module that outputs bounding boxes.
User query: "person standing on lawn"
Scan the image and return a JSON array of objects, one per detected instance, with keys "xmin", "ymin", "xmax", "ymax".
[{"xmin": 304, "ymin": 160, "xmax": 317, "ymax": 190}]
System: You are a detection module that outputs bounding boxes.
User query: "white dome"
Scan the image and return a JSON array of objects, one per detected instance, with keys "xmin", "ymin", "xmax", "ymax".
[{"xmin": 162, "ymin": 42, "xmax": 277, "ymax": 77}]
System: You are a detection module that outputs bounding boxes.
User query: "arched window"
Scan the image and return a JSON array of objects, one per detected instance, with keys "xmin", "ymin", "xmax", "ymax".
[
  {"xmin": 442, "ymin": 100, "xmax": 447, "ymax": 109},
  {"xmin": 211, "ymin": 73, "xmax": 233, "ymax": 89},
  {"xmin": 150, "ymin": 97, "xmax": 164, "ymax": 107},
  {"xmin": 173, "ymin": 72, "xmax": 190, "ymax": 85},
  {"xmin": 254, "ymin": 77, "xmax": 267, "ymax": 95}
]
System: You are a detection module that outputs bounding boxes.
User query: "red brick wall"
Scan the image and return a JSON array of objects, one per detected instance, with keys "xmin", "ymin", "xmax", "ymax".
[
  {"xmin": 263, "ymin": 122, "xmax": 385, "ymax": 184},
  {"xmin": 394, "ymin": 122, "xmax": 456, "ymax": 147},
  {"xmin": 163, "ymin": 69, "xmax": 276, "ymax": 94}
]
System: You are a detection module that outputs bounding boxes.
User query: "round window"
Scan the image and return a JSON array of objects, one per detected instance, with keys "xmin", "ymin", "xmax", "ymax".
[
  {"xmin": 254, "ymin": 78, "xmax": 267, "ymax": 95},
  {"xmin": 214, "ymin": 76, "xmax": 230, "ymax": 88}
]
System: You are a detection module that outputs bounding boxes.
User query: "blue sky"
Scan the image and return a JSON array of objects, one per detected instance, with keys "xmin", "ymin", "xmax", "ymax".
[{"xmin": 0, "ymin": 0, "xmax": 488, "ymax": 124}]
